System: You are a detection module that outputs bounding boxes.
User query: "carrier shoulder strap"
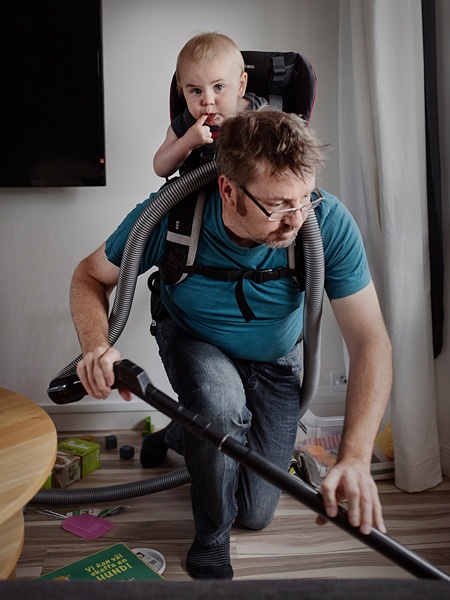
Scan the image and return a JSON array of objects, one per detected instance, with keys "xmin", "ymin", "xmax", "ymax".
[
  {"xmin": 160, "ymin": 192, "xmax": 305, "ymax": 289},
  {"xmin": 288, "ymin": 238, "xmax": 305, "ymax": 289},
  {"xmin": 159, "ymin": 187, "xmax": 208, "ymax": 285}
]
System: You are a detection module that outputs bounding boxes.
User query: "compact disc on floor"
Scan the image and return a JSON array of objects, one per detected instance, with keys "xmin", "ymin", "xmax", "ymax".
[{"xmin": 131, "ymin": 547, "xmax": 166, "ymax": 574}]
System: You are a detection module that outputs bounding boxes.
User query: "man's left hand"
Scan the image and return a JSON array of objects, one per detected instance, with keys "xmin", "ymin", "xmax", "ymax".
[{"xmin": 316, "ymin": 460, "xmax": 387, "ymax": 535}]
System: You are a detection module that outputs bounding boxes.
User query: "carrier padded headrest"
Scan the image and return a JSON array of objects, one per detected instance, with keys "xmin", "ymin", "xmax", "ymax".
[{"xmin": 169, "ymin": 50, "xmax": 317, "ymax": 123}]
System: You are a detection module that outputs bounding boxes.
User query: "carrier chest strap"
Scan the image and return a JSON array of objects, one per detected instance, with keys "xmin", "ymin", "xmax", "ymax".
[{"xmin": 160, "ymin": 263, "xmax": 297, "ymax": 322}]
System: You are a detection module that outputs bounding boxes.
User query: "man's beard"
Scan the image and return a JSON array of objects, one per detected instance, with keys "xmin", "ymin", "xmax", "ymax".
[
  {"xmin": 255, "ymin": 224, "xmax": 299, "ymax": 249},
  {"xmin": 234, "ymin": 200, "xmax": 300, "ymax": 248}
]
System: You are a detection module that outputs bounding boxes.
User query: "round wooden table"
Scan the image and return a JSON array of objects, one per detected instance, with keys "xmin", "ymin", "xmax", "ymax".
[{"xmin": 0, "ymin": 388, "xmax": 57, "ymax": 579}]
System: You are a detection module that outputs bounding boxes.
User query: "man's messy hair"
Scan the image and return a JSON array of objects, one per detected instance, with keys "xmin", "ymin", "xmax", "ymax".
[{"xmin": 217, "ymin": 109, "xmax": 327, "ymax": 185}]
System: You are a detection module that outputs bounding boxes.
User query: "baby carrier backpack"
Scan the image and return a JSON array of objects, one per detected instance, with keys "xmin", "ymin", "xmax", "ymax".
[
  {"xmin": 150, "ymin": 51, "xmax": 317, "ymax": 328},
  {"xmin": 169, "ymin": 51, "xmax": 316, "ymax": 170}
]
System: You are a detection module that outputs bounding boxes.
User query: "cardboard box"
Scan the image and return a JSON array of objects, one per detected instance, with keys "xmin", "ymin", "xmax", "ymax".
[
  {"xmin": 52, "ymin": 450, "xmax": 81, "ymax": 488},
  {"xmin": 58, "ymin": 437, "xmax": 101, "ymax": 478}
]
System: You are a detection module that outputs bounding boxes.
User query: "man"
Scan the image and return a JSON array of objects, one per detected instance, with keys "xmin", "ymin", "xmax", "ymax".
[{"xmin": 71, "ymin": 109, "xmax": 392, "ymax": 580}]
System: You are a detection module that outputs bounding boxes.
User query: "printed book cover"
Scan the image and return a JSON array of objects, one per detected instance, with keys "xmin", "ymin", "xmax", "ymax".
[{"xmin": 36, "ymin": 542, "xmax": 164, "ymax": 581}]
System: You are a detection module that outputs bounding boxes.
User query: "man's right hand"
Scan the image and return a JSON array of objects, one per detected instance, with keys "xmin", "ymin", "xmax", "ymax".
[{"xmin": 77, "ymin": 346, "xmax": 132, "ymax": 401}]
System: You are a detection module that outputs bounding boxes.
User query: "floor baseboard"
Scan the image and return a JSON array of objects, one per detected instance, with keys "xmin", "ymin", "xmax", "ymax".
[{"xmin": 41, "ymin": 386, "xmax": 346, "ymax": 432}]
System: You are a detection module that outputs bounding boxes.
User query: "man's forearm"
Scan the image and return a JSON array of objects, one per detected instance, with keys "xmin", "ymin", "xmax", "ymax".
[
  {"xmin": 70, "ymin": 263, "xmax": 112, "ymax": 355},
  {"xmin": 338, "ymin": 335, "xmax": 393, "ymax": 467}
]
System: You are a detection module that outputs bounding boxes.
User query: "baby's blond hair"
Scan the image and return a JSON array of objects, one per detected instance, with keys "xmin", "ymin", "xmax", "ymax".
[{"xmin": 176, "ymin": 32, "xmax": 245, "ymax": 91}]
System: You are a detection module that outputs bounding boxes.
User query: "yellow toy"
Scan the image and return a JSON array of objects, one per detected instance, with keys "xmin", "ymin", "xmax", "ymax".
[{"xmin": 375, "ymin": 422, "xmax": 394, "ymax": 460}]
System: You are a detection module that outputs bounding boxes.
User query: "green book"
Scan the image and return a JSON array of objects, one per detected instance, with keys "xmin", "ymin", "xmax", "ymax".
[{"xmin": 36, "ymin": 542, "xmax": 164, "ymax": 581}]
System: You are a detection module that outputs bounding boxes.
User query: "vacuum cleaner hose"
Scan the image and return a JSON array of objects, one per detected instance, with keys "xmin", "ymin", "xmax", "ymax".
[
  {"xmin": 41, "ymin": 161, "xmax": 324, "ymax": 505},
  {"xmin": 32, "ymin": 467, "xmax": 191, "ymax": 505}
]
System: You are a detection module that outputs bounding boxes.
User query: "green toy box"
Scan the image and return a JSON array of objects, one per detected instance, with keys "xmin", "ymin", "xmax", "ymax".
[{"xmin": 57, "ymin": 437, "xmax": 101, "ymax": 478}]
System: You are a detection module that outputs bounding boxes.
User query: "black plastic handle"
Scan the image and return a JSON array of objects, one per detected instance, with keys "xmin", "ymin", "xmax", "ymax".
[
  {"xmin": 47, "ymin": 373, "xmax": 87, "ymax": 404},
  {"xmin": 47, "ymin": 359, "xmax": 147, "ymax": 405}
]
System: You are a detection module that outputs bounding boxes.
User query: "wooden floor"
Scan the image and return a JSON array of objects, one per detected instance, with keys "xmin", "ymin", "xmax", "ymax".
[{"xmin": 16, "ymin": 429, "xmax": 450, "ymax": 581}]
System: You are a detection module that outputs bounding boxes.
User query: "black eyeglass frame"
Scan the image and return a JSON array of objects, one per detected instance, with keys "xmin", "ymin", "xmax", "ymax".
[{"xmin": 237, "ymin": 183, "xmax": 324, "ymax": 221}]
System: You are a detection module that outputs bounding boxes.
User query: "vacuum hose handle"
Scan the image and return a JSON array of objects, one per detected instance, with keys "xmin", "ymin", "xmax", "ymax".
[
  {"xmin": 47, "ymin": 359, "xmax": 147, "ymax": 405},
  {"xmin": 47, "ymin": 373, "xmax": 87, "ymax": 404}
]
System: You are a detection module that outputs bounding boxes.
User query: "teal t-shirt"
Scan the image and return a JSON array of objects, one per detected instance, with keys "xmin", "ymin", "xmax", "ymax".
[{"xmin": 105, "ymin": 186, "xmax": 371, "ymax": 361}]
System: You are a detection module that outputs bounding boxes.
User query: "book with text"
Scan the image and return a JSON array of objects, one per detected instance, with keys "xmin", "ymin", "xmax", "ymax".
[{"xmin": 36, "ymin": 542, "xmax": 164, "ymax": 581}]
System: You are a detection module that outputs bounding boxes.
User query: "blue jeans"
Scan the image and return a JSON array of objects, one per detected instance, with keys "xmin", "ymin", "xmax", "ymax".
[{"xmin": 155, "ymin": 318, "xmax": 302, "ymax": 547}]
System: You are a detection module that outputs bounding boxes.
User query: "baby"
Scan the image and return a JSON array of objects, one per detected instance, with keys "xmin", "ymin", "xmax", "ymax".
[{"xmin": 153, "ymin": 32, "xmax": 267, "ymax": 178}]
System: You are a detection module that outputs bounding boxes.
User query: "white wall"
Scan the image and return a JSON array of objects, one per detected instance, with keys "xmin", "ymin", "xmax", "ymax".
[{"xmin": 2, "ymin": 0, "xmax": 448, "ymax": 467}]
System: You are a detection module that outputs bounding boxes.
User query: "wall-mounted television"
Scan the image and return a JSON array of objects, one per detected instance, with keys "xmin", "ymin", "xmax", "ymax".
[{"xmin": 0, "ymin": 0, "xmax": 106, "ymax": 187}]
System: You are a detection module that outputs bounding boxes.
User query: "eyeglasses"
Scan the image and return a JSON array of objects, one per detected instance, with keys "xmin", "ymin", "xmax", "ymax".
[{"xmin": 237, "ymin": 183, "xmax": 323, "ymax": 221}]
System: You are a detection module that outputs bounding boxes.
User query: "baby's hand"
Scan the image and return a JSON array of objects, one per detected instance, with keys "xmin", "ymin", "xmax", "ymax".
[{"xmin": 183, "ymin": 115, "xmax": 214, "ymax": 150}]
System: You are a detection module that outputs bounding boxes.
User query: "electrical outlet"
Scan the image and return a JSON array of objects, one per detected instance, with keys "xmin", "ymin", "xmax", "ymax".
[{"xmin": 330, "ymin": 371, "xmax": 347, "ymax": 386}]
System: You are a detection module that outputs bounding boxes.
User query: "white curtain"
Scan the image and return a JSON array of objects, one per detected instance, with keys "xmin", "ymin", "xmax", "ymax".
[{"xmin": 338, "ymin": 0, "xmax": 442, "ymax": 492}]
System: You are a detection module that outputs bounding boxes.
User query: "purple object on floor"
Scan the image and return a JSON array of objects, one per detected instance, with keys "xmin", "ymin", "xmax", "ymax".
[{"xmin": 63, "ymin": 513, "xmax": 113, "ymax": 539}]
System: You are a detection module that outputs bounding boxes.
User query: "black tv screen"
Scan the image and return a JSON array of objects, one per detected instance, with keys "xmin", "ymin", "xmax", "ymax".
[{"xmin": 0, "ymin": 0, "xmax": 106, "ymax": 187}]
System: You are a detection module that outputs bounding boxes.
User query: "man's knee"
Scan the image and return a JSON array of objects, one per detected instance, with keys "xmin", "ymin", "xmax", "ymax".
[
  {"xmin": 181, "ymin": 366, "xmax": 248, "ymax": 425},
  {"xmin": 237, "ymin": 510, "xmax": 275, "ymax": 531}
]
